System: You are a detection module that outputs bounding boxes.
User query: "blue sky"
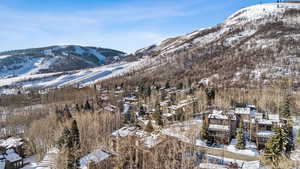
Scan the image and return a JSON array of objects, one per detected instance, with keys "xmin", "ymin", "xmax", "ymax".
[{"xmin": 0, "ymin": 0, "xmax": 275, "ymax": 53}]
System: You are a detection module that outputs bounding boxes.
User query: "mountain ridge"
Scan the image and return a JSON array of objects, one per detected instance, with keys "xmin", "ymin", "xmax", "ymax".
[{"xmin": 134, "ymin": 2, "xmax": 300, "ymax": 87}]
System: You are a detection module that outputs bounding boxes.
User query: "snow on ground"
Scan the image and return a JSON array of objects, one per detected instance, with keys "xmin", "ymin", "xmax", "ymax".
[
  {"xmin": 226, "ymin": 139, "xmax": 259, "ymax": 156},
  {"xmin": 142, "ymin": 133, "xmax": 164, "ymax": 148},
  {"xmin": 197, "ymin": 163, "xmax": 228, "ymax": 169},
  {"xmin": 0, "ymin": 55, "xmax": 10, "ymax": 60},
  {"xmin": 161, "ymin": 119, "xmax": 203, "ymax": 144},
  {"xmin": 204, "ymin": 154, "xmax": 261, "ymax": 169},
  {"xmin": 80, "ymin": 149, "xmax": 110, "ymax": 169},
  {"xmin": 88, "ymin": 49, "xmax": 105, "ymax": 63},
  {"xmin": 22, "ymin": 148, "xmax": 59, "ymax": 169},
  {"xmin": 225, "ymin": 2, "xmax": 300, "ymax": 26}
]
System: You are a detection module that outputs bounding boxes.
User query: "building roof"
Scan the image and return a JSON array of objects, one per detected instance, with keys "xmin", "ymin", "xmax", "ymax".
[
  {"xmin": 208, "ymin": 124, "xmax": 230, "ymax": 131},
  {"xmin": 257, "ymin": 131, "xmax": 275, "ymax": 138},
  {"xmin": 257, "ymin": 119, "xmax": 273, "ymax": 125},
  {"xmin": 268, "ymin": 114, "xmax": 280, "ymax": 123},
  {"xmin": 208, "ymin": 110, "xmax": 228, "ymax": 120},
  {"xmin": 0, "ymin": 137, "xmax": 23, "ymax": 149},
  {"xmin": 80, "ymin": 149, "xmax": 111, "ymax": 169},
  {"xmin": 111, "ymin": 126, "xmax": 147, "ymax": 139}
]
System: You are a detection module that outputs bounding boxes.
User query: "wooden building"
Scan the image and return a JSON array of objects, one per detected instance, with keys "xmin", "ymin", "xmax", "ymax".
[{"xmin": 207, "ymin": 110, "xmax": 236, "ymax": 144}]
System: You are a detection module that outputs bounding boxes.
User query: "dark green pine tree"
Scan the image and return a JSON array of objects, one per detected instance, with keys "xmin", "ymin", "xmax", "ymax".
[
  {"xmin": 139, "ymin": 106, "xmax": 146, "ymax": 116},
  {"xmin": 66, "ymin": 149, "xmax": 75, "ymax": 169},
  {"xmin": 75, "ymin": 104, "xmax": 81, "ymax": 112},
  {"xmin": 165, "ymin": 81, "xmax": 170, "ymax": 89},
  {"xmin": 145, "ymin": 87, "xmax": 151, "ymax": 98},
  {"xmin": 280, "ymin": 95, "xmax": 291, "ymax": 118},
  {"xmin": 58, "ymin": 127, "xmax": 72, "ymax": 149},
  {"xmin": 205, "ymin": 88, "xmax": 216, "ymax": 106},
  {"xmin": 236, "ymin": 121, "xmax": 245, "ymax": 149},
  {"xmin": 200, "ymin": 121, "xmax": 209, "ymax": 140},
  {"xmin": 84, "ymin": 100, "xmax": 92, "ymax": 110},
  {"xmin": 236, "ymin": 129, "xmax": 246, "ymax": 149},
  {"xmin": 144, "ymin": 120, "xmax": 154, "ymax": 133},
  {"xmin": 153, "ymin": 102, "xmax": 163, "ymax": 126},
  {"xmin": 264, "ymin": 126, "xmax": 293, "ymax": 167},
  {"xmin": 130, "ymin": 111, "xmax": 137, "ymax": 124},
  {"xmin": 70, "ymin": 120, "xmax": 80, "ymax": 149}
]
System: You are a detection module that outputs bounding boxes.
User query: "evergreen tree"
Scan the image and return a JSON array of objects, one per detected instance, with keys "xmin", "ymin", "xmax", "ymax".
[
  {"xmin": 75, "ymin": 104, "xmax": 81, "ymax": 112},
  {"xmin": 165, "ymin": 81, "xmax": 170, "ymax": 89},
  {"xmin": 139, "ymin": 106, "xmax": 146, "ymax": 116},
  {"xmin": 84, "ymin": 100, "xmax": 92, "ymax": 110},
  {"xmin": 70, "ymin": 120, "xmax": 80, "ymax": 149},
  {"xmin": 264, "ymin": 126, "xmax": 293, "ymax": 167},
  {"xmin": 177, "ymin": 82, "xmax": 183, "ymax": 89},
  {"xmin": 144, "ymin": 120, "xmax": 154, "ymax": 133},
  {"xmin": 58, "ymin": 127, "xmax": 72, "ymax": 149},
  {"xmin": 297, "ymin": 129, "xmax": 300, "ymax": 147},
  {"xmin": 153, "ymin": 102, "xmax": 163, "ymax": 126},
  {"xmin": 66, "ymin": 149, "xmax": 75, "ymax": 169},
  {"xmin": 236, "ymin": 125, "xmax": 245, "ymax": 150},
  {"xmin": 205, "ymin": 88, "xmax": 216, "ymax": 106},
  {"xmin": 130, "ymin": 111, "xmax": 137, "ymax": 124},
  {"xmin": 200, "ymin": 122, "xmax": 209, "ymax": 140},
  {"xmin": 280, "ymin": 95, "xmax": 292, "ymax": 118},
  {"xmin": 55, "ymin": 107, "xmax": 63, "ymax": 121},
  {"xmin": 146, "ymin": 87, "xmax": 151, "ymax": 97}
]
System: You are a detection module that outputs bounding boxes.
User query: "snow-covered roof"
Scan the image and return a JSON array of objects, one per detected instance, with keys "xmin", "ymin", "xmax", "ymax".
[
  {"xmin": 257, "ymin": 131, "xmax": 275, "ymax": 137},
  {"xmin": 208, "ymin": 124, "xmax": 230, "ymax": 131},
  {"xmin": 80, "ymin": 150, "xmax": 111, "ymax": 169},
  {"xmin": 255, "ymin": 113, "xmax": 263, "ymax": 120},
  {"xmin": 268, "ymin": 114, "xmax": 280, "ymax": 123},
  {"xmin": 162, "ymin": 113, "xmax": 174, "ymax": 118},
  {"xmin": 197, "ymin": 163, "xmax": 228, "ymax": 169},
  {"xmin": 0, "ymin": 137, "xmax": 23, "ymax": 149},
  {"xmin": 235, "ymin": 107, "xmax": 251, "ymax": 115},
  {"xmin": 208, "ymin": 110, "xmax": 228, "ymax": 120},
  {"xmin": 4, "ymin": 149, "xmax": 22, "ymax": 162},
  {"xmin": 103, "ymin": 105, "xmax": 116, "ymax": 112},
  {"xmin": 235, "ymin": 107, "xmax": 257, "ymax": 118},
  {"xmin": 257, "ymin": 119, "xmax": 273, "ymax": 125},
  {"xmin": 160, "ymin": 100, "xmax": 170, "ymax": 107},
  {"xmin": 111, "ymin": 126, "xmax": 146, "ymax": 139},
  {"xmin": 142, "ymin": 134, "xmax": 163, "ymax": 149},
  {"xmin": 122, "ymin": 103, "xmax": 130, "ymax": 115}
]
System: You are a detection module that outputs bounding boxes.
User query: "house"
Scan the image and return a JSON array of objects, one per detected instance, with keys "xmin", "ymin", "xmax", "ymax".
[
  {"xmin": 0, "ymin": 148, "xmax": 24, "ymax": 169},
  {"xmin": 250, "ymin": 113, "xmax": 280, "ymax": 149},
  {"xmin": 207, "ymin": 110, "xmax": 237, "ymax": 144},
  {"xmin": 102, "ymin": 104, "xmax": 118, "ymax": 114},
  {"xmin": 234, "ymin": 105, "xmax": 257, "ymax": 130},
  {"xmin": 80, "ymin": 149, "xmax": 117, "ymax": 169},
  {"xmin": 110, "ymin": 126, "xmax": 166, "ymax": 168},
  {"xmin": 167, "ymin": 98, "xmax": 199, "ymax": 121}
]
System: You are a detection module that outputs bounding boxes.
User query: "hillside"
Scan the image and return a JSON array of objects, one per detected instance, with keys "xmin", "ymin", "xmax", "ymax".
[
  {"xmin": 0, "ymin": 45, "xmax": 126, "ymax": 78},
  {"xmin": 136, "ymin": 2, "xmax": 300, "ymax": 87},
  {"xmin": 0, "ymin": 45, "xmax": 142, "ymax": 95}
]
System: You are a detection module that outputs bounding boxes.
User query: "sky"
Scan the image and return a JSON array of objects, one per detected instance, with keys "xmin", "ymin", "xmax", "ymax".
[{"xmin": 0, "ymin": 0, "xmax": 275, "ymax": 53}]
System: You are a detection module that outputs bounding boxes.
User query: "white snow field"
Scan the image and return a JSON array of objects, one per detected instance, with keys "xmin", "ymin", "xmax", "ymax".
[{"xmin": 0, "ymin": 60, "xmax": 142, "ymax": 95}]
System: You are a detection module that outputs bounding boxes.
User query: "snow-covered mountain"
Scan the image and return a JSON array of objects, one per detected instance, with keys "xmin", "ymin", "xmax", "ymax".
[
  {"xmin": 0, "ymin": 45, "xmax": 143, "ymax": 95},
  {"xmin": 0, "ymin": 45, "xmax": 126, "ymax": 78},
  {"xmin": 136, "ymin": 2, "xmax": 300, "ymax": 85}
]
